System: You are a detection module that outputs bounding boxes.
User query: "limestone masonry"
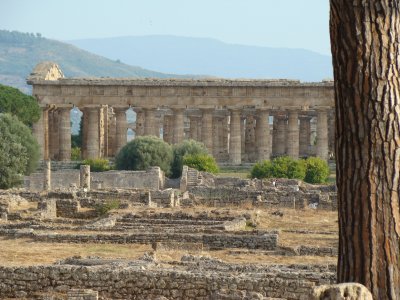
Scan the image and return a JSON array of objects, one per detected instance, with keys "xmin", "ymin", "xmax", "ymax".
[{"xmin": 28, "ymin": 62, "xmax": 335, "ymax": 164}]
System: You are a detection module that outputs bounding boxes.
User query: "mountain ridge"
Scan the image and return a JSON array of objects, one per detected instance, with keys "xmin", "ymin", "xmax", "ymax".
[
  {"xmin": 69, "ymin": 35, "xmax": 333, "ymax": 82},
  {"xmin": 0, "ymin": 30, "xmax": 195, "ymax": 93}
]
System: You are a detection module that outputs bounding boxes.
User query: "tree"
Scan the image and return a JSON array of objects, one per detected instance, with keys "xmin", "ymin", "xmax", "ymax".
[
  {"xmin": 115, "ymin": 136, "xmax": 173, "ymax": 176},
  {"xmin": 0, "ymin": 84, "xmax": 40, "ymax": 126},
  {"xmin": 0, "ymin": 113, "xmax": 39, "ymax": 188},
  {"xmin": 330, "ymin": 1, "xmax": 400, "ymax": 298},
  {"xmin": 171, "ymin": 139, "xmax": 208, "ymax": 178}
]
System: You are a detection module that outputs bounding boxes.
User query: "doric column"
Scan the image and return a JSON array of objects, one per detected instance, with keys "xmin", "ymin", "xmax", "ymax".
[
  {"xmin": 299, "ymin": 116, "xmax": 311, "ymax": 157},
  {"xmin": 48, "ymin": 109, "xmax": 60, "ymax": 160},
  {"xmin": 163, "ymin": 115, "xmax": 173, "ymax": 144},
  {"xmin": 240, "ymin": 117, "xmax": 245, "ymax": 156},
  {"xmin": 32, "ymin": 107, "xmax": 46, "ymax": 160},
  {"xmin": 256, "ymin": 109, "xmax": 270, "ymax": 161},
  {"xmin": 245, "ymin": 115, "xmax": 256, "ymax": 162},
  {"xmin": 134, "ymin": 109, "xmax": 145, "ymax": 137},
  {"xmin": 58, "ymin": 107, "xmax": 71, "ymax": 161},
  {"xmin": 43, "ymin": 160, "xmax": 51, "ymax": 191},
  {"xmin": 328, "ymin": 111, "xmax": 335, "ymax": 159},
  {"xmin": 85, "ymin": 107, "xmax": 100, "ymax": 159},
  {"xmin": 108, "ymin": 114, "xmax": 116, "ymax": 157},
  {"xmin": 316, "ymin": 109, "xmax": 329, "ymax": 161},
  {"xmin": 273, "ymin": 114, "xmax": 287, "ymax": 156},
  {"xmin": 144, "ymin": 108, "xmax": 158, "ymax": 137},
  {"xmin": 286, "ymin": 110, "xmax": 299, "ymax": 159},
  {"xmin": 189, "ymin": 116, "xmax": 199, "ymax": 141},
  {"xmin": 172, "ymin": 108, "xmax": 185, "ymax": 144},
  {"xmin": 229, "ymin": 109, "xmax": 242, "ymax": 164},
  {"xmin": 212, "ymin": 116, "xmax": 224, "ymax": 159},
  {"xmin": 114, "ymin": 107, "xmax": 127, "ymax": 153},
  {"xmin": 201, "ymin": 109, "xmax": 213, "ymax": 152}
]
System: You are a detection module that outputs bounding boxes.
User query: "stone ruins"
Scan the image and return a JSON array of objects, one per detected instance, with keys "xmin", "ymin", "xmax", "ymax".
[
  {"xmin": 28, "ymin": 62, "xmax": 335, "ymax": 164},
  {"xmin": 0, "ymin": 162, "xmax": 343, "ymax": 299},
  {"xmin": 0, "ymin": 62, "xmax": 355, "ymax": 300}
]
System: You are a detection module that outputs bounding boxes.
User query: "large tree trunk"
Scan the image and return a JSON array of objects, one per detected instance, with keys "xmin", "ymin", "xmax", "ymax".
[{"xmin": 330, "ymin": 1, "xmax": 400, "ymax": 299}]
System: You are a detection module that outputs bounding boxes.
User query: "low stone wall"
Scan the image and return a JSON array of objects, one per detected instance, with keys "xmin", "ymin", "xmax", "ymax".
[
  {"xmin": 0, "ymin": 262, "xmax": 336, "ymax": 299},
  {"xmin": 0, "ymin": 230, "xmax": 278, "ymax": 251},
  {"xmin": 25, "ymin": 167, "xmax": 165, "ymax": 191}
]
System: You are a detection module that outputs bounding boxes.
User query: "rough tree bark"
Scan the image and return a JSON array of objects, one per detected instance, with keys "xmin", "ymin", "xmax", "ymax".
[{"xmin": 330, "ymin": 1, "xmax": 400, "ymax": 299}]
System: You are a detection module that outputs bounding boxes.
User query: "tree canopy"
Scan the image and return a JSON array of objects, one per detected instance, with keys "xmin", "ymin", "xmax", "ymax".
[
  {"xmin": 0, "ymin": 84, "xmax": 40, "ymax": 126},
  {"xmin": 115, "ymin": 136, "xmax": 173, "ymax": 176},
  {"xmin": 0, "ymin": 113, "xmax": 40, "ymax": 188}
]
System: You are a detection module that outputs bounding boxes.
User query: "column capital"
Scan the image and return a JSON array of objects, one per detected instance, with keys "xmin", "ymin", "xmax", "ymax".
[
  {"xmin": 314, "ymin": 106, "xmax": 332, "ymax": 112},
  {"xmin": 113, "ymin": 106, "xmax": 129, "ymax": 112}
]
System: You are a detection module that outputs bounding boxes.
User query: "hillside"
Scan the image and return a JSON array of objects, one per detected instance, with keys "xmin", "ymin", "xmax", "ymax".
[
  {"xmin": 0, "ymin": 31, "xmax": 185, "ymax": 93},
  {"xmin": 70, "ymin": 35, "xmax": 333, "ymax": 82}
]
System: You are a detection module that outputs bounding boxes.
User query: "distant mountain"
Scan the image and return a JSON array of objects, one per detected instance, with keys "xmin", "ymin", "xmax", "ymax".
[
  {"xmin": 70, "ymin": 35, "xmax": 333, "ymax": 82},
  {"xmin": 0, "ymin": 30, "xmax": 188, "ymax": 93}
]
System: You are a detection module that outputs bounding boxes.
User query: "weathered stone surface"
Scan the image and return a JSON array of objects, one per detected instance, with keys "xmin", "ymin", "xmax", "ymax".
[{"xmin": 311, "ymin": 283, "xmax": 373, "ymax": 300}]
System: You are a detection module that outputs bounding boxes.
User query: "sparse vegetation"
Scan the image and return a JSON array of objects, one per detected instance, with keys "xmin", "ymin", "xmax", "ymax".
[
  {"xmin": 71, "ymin": 147, "xmax": 81, "ymax": 161},
  {"xmin": 80, "ymin": 158, "xmax": 110, "ymax": 172},
  {"xmin": 95, "ymin": 200, "xmax": 121, "ymax": 216}
]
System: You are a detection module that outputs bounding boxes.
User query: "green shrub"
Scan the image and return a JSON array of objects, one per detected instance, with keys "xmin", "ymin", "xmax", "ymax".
[
  {"xmin": 183, "ymin": 154, "xmax": 219, "ymax": 174},
  {"xmin": 71, "ymin": 147, "xmax": 81, "ymax": 161},
  {"xmin": 81, "ymin": 158, "xmax": 110, "ymax": 172},
  {"xmin": 95, "ymin": 200, "xmax": 120, "ymax": 216},
  {"xmin": 250, "ymin": 156, "xmax": 306, "ymax": 180},
  {"xmin": 250, "ymin": 160, "xmax": 273, "ymax": 179},
  {"xmin": 115, "ymin": 136, "xmax": 173, "ymax": 176},
  {"xmin": 304, "ymin": 157, "xmax": 330, "ymax": 184},
  {"xmin": 171, "ymin": 139, "xmax": 208, "ymax": 178}
]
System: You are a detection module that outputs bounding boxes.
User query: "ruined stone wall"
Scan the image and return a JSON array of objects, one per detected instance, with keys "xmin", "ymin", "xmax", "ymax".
[
  {"xmin": 0, "ymin": 263, "xmax": 335, "ymax": 299},
  {"xmin": 2, "ymin": 230, "xmax": 278, "ymax": 251},
  {"xmin": 25, "ymin": 167, "xmax": 164, "ymax": 191}
]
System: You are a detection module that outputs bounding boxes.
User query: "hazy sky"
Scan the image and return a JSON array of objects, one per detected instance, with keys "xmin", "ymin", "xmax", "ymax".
[{"xmin": 1, "ymin": 0, "xmax": 331, "ymax": 55}]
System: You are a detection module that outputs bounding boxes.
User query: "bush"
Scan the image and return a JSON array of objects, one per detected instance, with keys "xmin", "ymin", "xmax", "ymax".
[
  {"xmin": 0, "ymin": 113, "xmax": 39, "ymax": 188},
  {"xmin": 250, "ymin": 156, "xmax": 306, "ymax": 180},
  {"xmin": 183, "ymin": 154, "xmax": 219, "ymax": 174},
  {"xmin": 171, "ymin": 139, "xmax": 208, "ymax": 178},
  {"xmin": 250, "ymin": 160, "xmax": 273, "ymax": 179},
  {"xmin": 304, "ymin": 157, "xmax": 330, "ymax": 184},
  {"xmin": 95, "ymin": 200, "xmax": 120, "ymax": 216},
  {"xmin": 250, "ymin": 156, "xmax": 329, "ymax": 184},
  {"xmin": 115, "ymin": 136, "xmax": 173, "ymax": 176},
  {"xmin": 81, "ymin": 158, "xmax": 110, "ymax": 172}
]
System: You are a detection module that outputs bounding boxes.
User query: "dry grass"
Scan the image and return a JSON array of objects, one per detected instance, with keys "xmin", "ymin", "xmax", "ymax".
[
  {"xmin": 0, "ymin": 206, "xmax": 338, "ymax": 267},
  {"xmin": 0, "ymin": 237, "xmax": 151, "ymax": 266}
]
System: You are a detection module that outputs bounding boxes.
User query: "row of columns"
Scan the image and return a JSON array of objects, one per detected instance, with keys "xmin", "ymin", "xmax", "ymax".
[{"xmin": 32, "ymin": 105, "xmax": 331, "ymax": 164}]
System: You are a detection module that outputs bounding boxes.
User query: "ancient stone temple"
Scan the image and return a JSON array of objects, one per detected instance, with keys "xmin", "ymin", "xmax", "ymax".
[{"xmin": 28, "ymin": 62, "xmax": 334, "ymax": 164}]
